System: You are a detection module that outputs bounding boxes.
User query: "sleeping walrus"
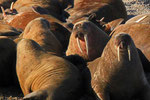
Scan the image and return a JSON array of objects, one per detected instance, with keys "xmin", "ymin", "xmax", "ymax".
[{"xmin": 88, "ymin": 33, "xmax": 150, "ymax": 100}]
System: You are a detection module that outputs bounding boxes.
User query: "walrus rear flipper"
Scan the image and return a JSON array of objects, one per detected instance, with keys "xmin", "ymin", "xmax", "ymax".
[
  {"xmin": 23, "ymin": 90, "xmax": 48, "ymax": 100},
  {"xmin": 137, "ymin": 48, "xmax": 150, "ymax": 72}
]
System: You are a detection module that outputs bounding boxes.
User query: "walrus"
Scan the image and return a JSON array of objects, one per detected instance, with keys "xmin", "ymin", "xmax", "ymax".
[
  {"xmin": 16, "ymin": 39, "xmax": 98, "ymax": 100},
  {"xmin": 88, "ymin": 33, "xmax": 150, "ymax": 100},
  {"xmin": 22, "ymin": 17, "xmax": 63, "ymax": 56},
  {"xmin": 1, "ymin": 6, "xmax": 72, "ymax": 33},
  {"xmin": 66, "ymin": 0, "xmax": 127, "ymax": 26},
  {"xmin": 126, "ymin": 13, "xmax": 150, "ymax": 24},
  {"xmin": 12, "ymin": 0, "xmax": 73, "ymax": 21},
  {"xmin": 66, "ymin": 19, "xmax": 109, "ymax": 61},
  {"xmin": 0, "ymin": 36, "xmax": 17, "ymax": 86},
  {"xmin": 0, "ymin": 0, "xmax": 16, "ymax": 10},
  {"xmin": 110, "ymin": 23, "xmax": 150, "ymax": 61}
]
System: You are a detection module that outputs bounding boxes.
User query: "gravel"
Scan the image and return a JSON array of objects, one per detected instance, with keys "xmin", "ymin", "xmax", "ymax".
[{"xmin": 123, "ymin": 0, "xmax": 150, "ymax": 16}]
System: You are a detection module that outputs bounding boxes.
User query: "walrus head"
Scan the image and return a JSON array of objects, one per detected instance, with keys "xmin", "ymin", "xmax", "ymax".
[
  {"xmin": 22, "ymin": 17, "xmax": 63, "ymax": 55},
  {"xmin": 1, "ymin": 2, "xmax": 17, "ymax": 20},
  {"xmin": 114, "ymin": 33, "xmax": 133, "ymax": 62},
  {"xmin": 68, "ymin": 19, "xmax": 109, "ymax": 61}
]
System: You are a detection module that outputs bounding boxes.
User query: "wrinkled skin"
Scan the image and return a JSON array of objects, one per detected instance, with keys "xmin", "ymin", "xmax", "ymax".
[
  {"xmin": 88, "ymin": 33, "xmax": 150, "ymax": 100},
  {"xmin": 17, "ymin": 39, "xmax": 98, "ymax": 100}
]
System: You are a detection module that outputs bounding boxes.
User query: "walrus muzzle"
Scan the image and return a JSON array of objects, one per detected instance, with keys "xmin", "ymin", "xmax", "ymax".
[
  {"xmin": 75, "ymin": 32, "xmax": 89, "ymax": 57},
  {"xmin": 116, "ymin": 41, "xmax": 131, "ymax": 62}
]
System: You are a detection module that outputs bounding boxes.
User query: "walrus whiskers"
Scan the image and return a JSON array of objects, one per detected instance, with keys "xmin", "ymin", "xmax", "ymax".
[
  {"xmin": 76, "ymin": 37, "xmax": 83, "ymax": 53},
  {"xmin": 1, "ymin": 6, "xmax": 6, "ymax": 17},
  {"xmin": 10, "ymin": 2, "xmax": 14, "ymax": 11},
  {"xmin": 128, "ymin": 45, "xmax": 131, "ymax": 61},
  {"xmin": 135, "ymin": 15, "xmax": 148, "ymax": 23},
  {"xmin": 84, "ymin": 34, "xmax": 89, "ymax": 57},
  {"xmin": 117, "ymin": 46, "xmax": 120, "ymax": 62}
]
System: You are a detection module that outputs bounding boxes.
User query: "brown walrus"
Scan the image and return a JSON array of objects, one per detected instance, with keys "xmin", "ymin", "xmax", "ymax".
[
  {"xmin": 88, "ymin": 33, "xmax": 150, "ymax": 100},
  {"xmin": 16, "ymin": 39, "xmax": 98, "ymax": 100},
  {"xmin": 12, "ymin": 0, "xmax": 73, "ymax": 21},
  {"xmin": 0, "ymin": 36, "xmax": 17, "ymax": 86},
  {"xmin": 66, "ymin": 20, "xmax": 109, "ymax": 61},
  {"xmin": 0, "ymin": 0, "xmax": 16, "ymax": 10},
  {"xmin": 110, "ymin": 23, "xmax": 150, "ymax": 61},
  {"xmin": 21, "ymin": 17, "xmax": 63, "ymax": 56},
  {"xmin": 66, "ymin": 0, "xmax": 127, "ymax": 26}
]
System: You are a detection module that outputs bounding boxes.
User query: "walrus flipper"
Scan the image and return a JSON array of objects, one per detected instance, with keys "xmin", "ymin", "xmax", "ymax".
[
  {"xmin": 137, "ymin": 48, "xmax": 150, "ymax": 72},
  {"xmin": 23, "ymin": 90, "xmax": 48, "ymax": 100}
]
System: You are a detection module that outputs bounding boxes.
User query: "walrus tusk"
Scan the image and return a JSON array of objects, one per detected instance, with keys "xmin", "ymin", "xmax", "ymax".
[
  {"xmin": 1, "ymin": 6, "xmax": 6, "ymax": 17},
  {"xmin": 128, "ymin": 45, "xmax": 131, "ymax": 61},
  {"xmin": 10, "ymin": 2, "xmax": 14, "ymax": 10},
  {"xmin": 117, "ymin": 46, "xmax": 120, "ymax": 62},
  {"xmin": 100, "ymin": 17, "xmax": 105, "ymax": 22},
  {"xmin": 135, "ymin": 15, "xmax": 148, "ymax": 23},
  {"xmin": 84, "ymin": 34, "xmax": 89, "ymax": 57},
  {"xmin": 76, "ymin": 37, "xmax": 83, "ymax": 53}
]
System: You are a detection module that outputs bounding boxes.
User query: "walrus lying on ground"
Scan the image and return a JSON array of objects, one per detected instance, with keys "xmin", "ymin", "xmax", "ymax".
[
  {"xmin": 88, "ymin": 33, "xmax": 150, "ymax": 100},
  {"xmin": 16, "ymin": 39, "xmax": 98, "ymax": 100},
  {"xmin": 66, "ymin": 19, "xmax": 109, "ymax": 61},
  {"xmin": 66, "ymin": 0, "xmax": 127, "ymax": 26},
  {"xmin": 11, "ymin": 0, "xmax": 73, "ymax": 21}
]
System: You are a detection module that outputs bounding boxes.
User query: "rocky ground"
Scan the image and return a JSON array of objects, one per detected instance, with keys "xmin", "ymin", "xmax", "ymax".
[{"xmin": 123, "ymin": 0, "xmax": 150, "ymax": 17}]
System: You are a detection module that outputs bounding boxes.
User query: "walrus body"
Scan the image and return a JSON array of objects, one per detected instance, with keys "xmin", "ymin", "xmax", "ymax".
[
  {"xmin": 66, "ymin": 0, "xmax": 127, "ymax": 25},
  {"xmin": 66, "ymin": 20, "xmax": 109, "ymax": 61},
  {"xmin": 88, "ymin": 33, "xmax": 150, "ymax": 100},
  {"xmin": 110, "ymin": 23, "xmax": 150, "ymax": 61},
  {"xmin": 17, "ymin": 39, "xmax": 98, "ymax": 100}
]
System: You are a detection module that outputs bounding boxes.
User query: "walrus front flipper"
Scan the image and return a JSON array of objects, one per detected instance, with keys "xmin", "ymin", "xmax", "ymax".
[
  {"xmin": 23, "ymin": 90, "xmax": 48, "ymax": 100},
  {"xmin": 137, "ymin": 48, "xmax": 150, "ymax": 72}
]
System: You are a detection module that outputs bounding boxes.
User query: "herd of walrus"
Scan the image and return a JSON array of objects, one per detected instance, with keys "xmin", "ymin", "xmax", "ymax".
[{"xmin": 0, "ymin": 0, "xmax": 150, "ymax": 100}]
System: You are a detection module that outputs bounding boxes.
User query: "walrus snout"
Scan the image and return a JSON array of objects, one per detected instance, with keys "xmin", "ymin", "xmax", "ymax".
[
  {"xmin": 115, "ymin": 33, "xmax": 131, "ymax": 49},
  {"xmin": 73, "ymin": 21, "xmax": 90, "ymax": 56},
  {"xmin": 115, "ymin": 33, "xmax": 132, "ymax": 61}
]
